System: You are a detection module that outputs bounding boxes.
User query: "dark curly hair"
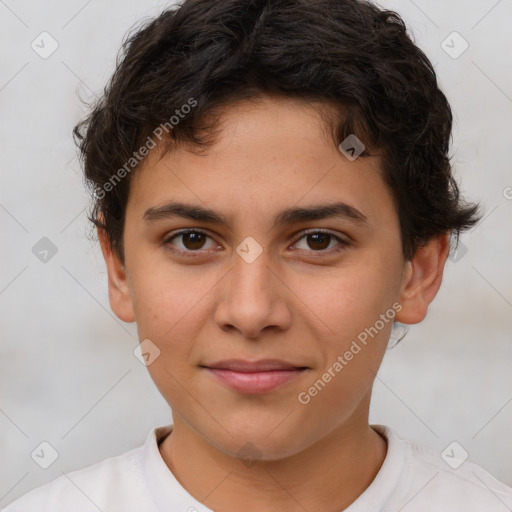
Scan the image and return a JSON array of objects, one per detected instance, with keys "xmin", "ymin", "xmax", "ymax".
[{"xmin": 73, "ymin": 0, "xmax": 481, "ymax": 265}]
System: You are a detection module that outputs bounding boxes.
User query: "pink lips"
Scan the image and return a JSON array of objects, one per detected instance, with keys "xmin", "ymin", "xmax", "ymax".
[{"xmin": 202, "ymin": 359, "xmax": 308, "ymax": 394}]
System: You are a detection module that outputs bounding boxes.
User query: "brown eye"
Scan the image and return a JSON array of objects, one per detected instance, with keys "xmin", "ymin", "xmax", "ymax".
[
  {"xmin": 164, "ymin": 229, "xmax": 218, "ymax": 253},
  {"xmin": 181, "ymin": 232, "xmax": 207, "ymax": 250},
  {"xmin": 305, "ymin": 233, "xmax": 331, "ymax": 250},
  {"xmin": 293, "ymin": 230, "xmax": 349, "ymax": 253}
]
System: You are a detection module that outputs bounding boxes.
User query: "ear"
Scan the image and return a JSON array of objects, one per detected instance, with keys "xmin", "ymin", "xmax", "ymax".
[
  {"xmin": 395, "ymin": 232, "xmax": 450, "ymax": 325},
  {"xmin": 97, "ymin": 225, "xmax": 135, "ymax": 323}
]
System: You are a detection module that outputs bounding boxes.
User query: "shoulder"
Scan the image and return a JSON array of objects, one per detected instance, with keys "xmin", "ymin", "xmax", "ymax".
[
  {"xmin": 1, "ymin": 445, "xmax": 152, "ymax": 512},
  {"xmin": 386, "ymin": 427, "xmax": 512, "ymax": 511}
]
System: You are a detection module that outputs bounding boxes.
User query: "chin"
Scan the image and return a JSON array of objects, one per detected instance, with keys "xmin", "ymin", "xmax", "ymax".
[{"xmin": 204, "ymin": 420, "xmax": 314, "ymax": 463}]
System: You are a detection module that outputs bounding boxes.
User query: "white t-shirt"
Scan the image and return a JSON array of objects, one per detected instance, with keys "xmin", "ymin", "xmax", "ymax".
[{"xmin": 3, "ymin": 424, "xmax": 511, "ymax": 511}]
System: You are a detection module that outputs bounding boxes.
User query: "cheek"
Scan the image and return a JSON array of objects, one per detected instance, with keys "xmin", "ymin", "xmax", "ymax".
[
  {"xmin": 130, "ymin": 261, "xmax": 218, "ymax": 338},
  {"xmin": 291, "ymin": 256, "xmax": 398, "ymax": 339},
  {"xmin": 294, "ymin": 276, "xmax": 392, "ymax": 429},
  {"xmin": 290, "ymin": 254, "xmax": 399, "ymax": 401},
  {"xmin": 135, "ymin": 281, "xmax": 205, "ymax": 409}
]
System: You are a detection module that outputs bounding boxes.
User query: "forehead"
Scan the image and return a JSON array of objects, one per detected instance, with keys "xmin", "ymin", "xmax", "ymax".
[{"xmin": 125, "ymin": 96, "xmax": 393, "ymax": 230}]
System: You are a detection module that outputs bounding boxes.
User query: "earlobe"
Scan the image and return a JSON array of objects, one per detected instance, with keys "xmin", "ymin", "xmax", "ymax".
[
  {"xmin": 97, "ymin": 226, "xmax": 136, "ymax": 323},
  {"xmin": 395, "ymin": 232, "xmax": 450, "ymax": 325}
]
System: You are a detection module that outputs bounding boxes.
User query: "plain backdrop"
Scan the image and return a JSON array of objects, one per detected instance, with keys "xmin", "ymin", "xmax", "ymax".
[{"xmin": 1, "ymin": 0, "xmax": 511, "ymax": 505}]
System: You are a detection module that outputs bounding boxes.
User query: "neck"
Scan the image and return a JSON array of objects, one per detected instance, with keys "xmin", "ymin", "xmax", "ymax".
[{"xmin": 158, "ymin": 409, "xmax": 387, "ymax": 511}]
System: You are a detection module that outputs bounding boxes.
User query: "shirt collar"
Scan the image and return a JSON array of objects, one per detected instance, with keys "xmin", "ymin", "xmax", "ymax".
[
  {"xmin": 344, "ymin": 425, "xmax": 406, "ymax": 511},
  {"xmin": 140, "ymin": 424, "xmax": 405, "ymax": 512},
  {"xmin": 141, "ymin": 424, "xmax": 214, "ymax": 512}
]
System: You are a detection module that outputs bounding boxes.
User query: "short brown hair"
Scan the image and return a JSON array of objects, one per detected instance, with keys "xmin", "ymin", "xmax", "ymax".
[{"xmin": 73, "ymin": 0, "xmax": 481, "ymax": 264}]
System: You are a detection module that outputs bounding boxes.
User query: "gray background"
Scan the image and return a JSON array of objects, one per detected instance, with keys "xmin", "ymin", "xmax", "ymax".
[{"xmin": 1, "ymin": 0, "xmax": 511, "ymax": 505}]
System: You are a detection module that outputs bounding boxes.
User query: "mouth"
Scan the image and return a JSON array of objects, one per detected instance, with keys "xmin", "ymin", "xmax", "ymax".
[{"xmin": 200, "ymin": 359, "xmax": 310, "ymax": 394}]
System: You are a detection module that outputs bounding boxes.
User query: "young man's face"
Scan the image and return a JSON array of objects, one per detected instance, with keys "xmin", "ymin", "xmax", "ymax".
[{"xmin": 101, "ymin": 96, "xmax": 445, "ymax": 460}]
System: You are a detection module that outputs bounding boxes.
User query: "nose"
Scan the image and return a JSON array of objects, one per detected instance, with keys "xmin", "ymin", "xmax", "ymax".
[{"xmin": 213, "ymin": 247, "xmax": 292, "ymax": 339}]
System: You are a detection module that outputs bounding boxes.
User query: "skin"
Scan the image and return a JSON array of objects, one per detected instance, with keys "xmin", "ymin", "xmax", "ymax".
[{"xmin": 99, "ymin": 95, "xmax": 450, "ymax": 511}]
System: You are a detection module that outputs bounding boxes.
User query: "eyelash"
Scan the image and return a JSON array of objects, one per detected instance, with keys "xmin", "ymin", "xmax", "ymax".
[{"xmin": 163, "ymin": 228, "xmax": 350, "ymax": 258}]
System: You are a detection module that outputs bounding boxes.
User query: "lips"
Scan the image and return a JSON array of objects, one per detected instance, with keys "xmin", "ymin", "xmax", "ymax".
[
  {"xmin": 205, "ymin": 359, "xmax": 307, "ymax": 372},
  {"xmin": 201, "ymin": 359, "xmax": 309, "ymax": 394}
]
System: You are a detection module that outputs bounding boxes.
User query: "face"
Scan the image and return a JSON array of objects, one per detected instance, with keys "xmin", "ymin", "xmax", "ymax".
[{"xmin": 103, "ymin": 96, "xmax": 436, "ymax": 461}]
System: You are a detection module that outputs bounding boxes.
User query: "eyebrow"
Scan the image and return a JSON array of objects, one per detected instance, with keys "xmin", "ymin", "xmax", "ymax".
[{"xmin": 143, "ymin": 200, "xmax": 368, "ymax": 228}]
